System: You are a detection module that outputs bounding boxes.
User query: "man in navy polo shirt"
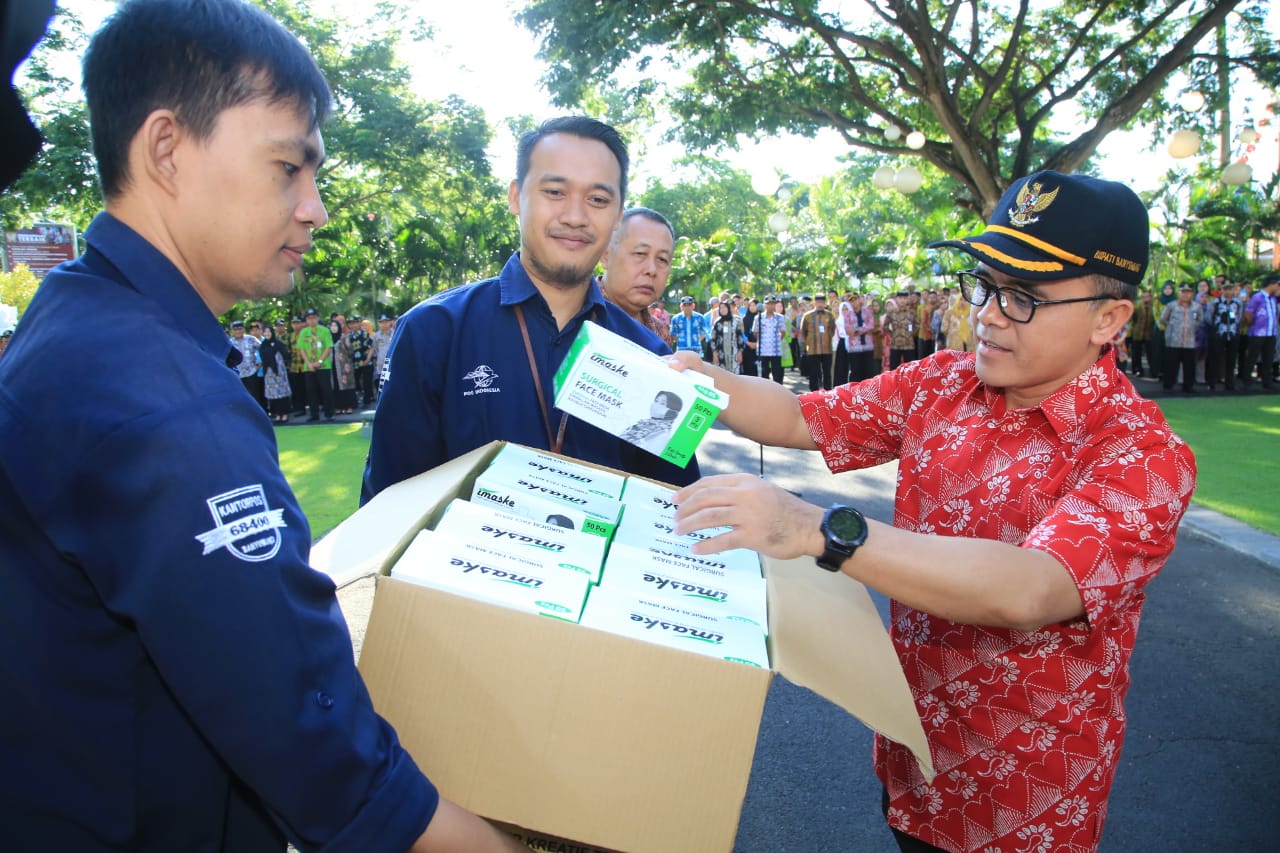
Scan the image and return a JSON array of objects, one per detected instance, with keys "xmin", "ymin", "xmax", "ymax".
[
  {"xmin": 0, "ymin": 1, "xmax": 526, "ymax": 851},
  {"xmin": 363, "ymin": 116, "xmax": 699, "ymax": 502}
]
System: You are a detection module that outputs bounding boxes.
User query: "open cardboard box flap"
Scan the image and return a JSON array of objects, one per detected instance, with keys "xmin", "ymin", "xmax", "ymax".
[{"xmin": 312, "ymin": 441, "xmax": 932, "ymax": 850}]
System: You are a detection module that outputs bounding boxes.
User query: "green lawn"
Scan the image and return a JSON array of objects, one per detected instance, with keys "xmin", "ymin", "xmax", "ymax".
[
  {"xmin": 277, "ymin": 394, "xmax": 1280, "ymax": 540},
  {"xmin": 1156, "ymin": 394, "xmax": 1280, "ymax": 536},
  {"xmin": 276, "ymin": 423, "xmax": 368, "ymax": 538}
]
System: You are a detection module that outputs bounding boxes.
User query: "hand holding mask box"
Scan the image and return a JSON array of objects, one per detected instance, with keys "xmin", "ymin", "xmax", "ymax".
[{"xmin": 553, "ymin": 321, "xmax": 727, "ymax": 468}]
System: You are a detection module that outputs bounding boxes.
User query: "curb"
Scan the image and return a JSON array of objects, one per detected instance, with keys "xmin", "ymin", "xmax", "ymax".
[{"xmin": 1178, "ymin": 503, "xmax": 1280, "ymax": 571}]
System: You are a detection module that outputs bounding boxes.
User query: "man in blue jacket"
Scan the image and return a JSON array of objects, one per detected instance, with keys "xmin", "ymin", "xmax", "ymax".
[
  {"xmin": 0, "ymin": 1, "xmax": 526, "ymax": 851},
  {"xmin": 363, "ymin": 116, "xmax": 700, "ymax": 503}
]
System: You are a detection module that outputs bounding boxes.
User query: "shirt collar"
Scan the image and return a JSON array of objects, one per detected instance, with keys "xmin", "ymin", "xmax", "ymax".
[
  {"xmin": 84, "ymin": 212, "xmax": 235, "ymax": 364},
  {"xmin": 968, "ymin": 346, "xmax": 1125, "ymax": 437}
]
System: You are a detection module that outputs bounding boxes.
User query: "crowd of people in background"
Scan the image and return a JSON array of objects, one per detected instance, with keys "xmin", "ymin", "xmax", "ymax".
[
  {"xmin": 663, "ymin": 283, "xmax": 976, "ymax": 393},
  {"xmin": 1125, "ymin": 272, "xmax": 1280, "ymax": 393},
  {"xmin": 200, "ymin": 268, "xmax": 1280, "ymax": 429},
  {"xmin": 646, "ymin": 269, "xmax": 1279, "ymax": 397},
  {"xmin": 224, "ymin": 309, "xmax": 397, "ymax": 423}
]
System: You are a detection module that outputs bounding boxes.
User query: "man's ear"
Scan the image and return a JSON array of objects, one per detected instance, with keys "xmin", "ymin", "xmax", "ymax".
[
  {"xmin": 133, "ymin": 109, "xmax": 183, "ymax": 196},
  {"xmin": 1090, "ymin": 298, "xmax": 1135, "ymax": 347},
  {"xmin": 507, "ymin": 179, "xmax": 520, "ymax": 216}
]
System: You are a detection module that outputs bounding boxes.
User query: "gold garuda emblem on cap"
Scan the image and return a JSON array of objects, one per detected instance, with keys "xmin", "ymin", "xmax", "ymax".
[{"xmin": 1008, "ymin": 181, "xmax": 1059, "ymax": 227}]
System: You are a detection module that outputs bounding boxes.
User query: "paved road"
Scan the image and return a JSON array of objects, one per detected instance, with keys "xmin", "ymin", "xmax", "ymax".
[{"xmin": 334, "ymin": 375, "xmax": 1280, "ymax": 852}]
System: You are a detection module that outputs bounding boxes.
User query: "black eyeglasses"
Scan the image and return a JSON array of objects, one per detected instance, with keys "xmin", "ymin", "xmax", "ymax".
[{"xmin": 955, "ymin": 269, "xmax": 1116, "ymax": 324}]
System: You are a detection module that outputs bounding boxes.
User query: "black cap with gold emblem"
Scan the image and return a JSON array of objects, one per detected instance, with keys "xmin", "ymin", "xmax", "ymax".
[{"xmin": 929, "ymin": 170, "xmax": 1149, "ymax": 286}]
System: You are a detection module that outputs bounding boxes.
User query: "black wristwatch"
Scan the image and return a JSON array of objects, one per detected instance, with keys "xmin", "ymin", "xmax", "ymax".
[{"xmin": 817, "ymin": 504, "xmax": 868, "ymax": 572}]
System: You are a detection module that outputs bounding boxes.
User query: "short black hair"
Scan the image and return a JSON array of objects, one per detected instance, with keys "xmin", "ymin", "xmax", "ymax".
[
  {"xmin": 516, "ymin": 116, "xmax": 628, "ymax": 203},
  {"xmin": 615, "ymin": 207, "xmax": 674, "ymax": 245},
  {"xmin": 83, "ymin": 0, "xmax": 332, "ymax": 199}
]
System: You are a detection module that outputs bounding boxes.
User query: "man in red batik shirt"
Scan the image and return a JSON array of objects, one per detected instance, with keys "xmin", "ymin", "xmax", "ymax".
[{"xmin": 667, "ymin": 171, "xmax": 1197, "ymax": 853}]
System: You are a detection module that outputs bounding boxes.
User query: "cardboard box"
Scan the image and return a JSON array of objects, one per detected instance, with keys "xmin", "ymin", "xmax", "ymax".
[{"xmin": 311, "ymin": 442, "xmax": 932, "ymax": 853}]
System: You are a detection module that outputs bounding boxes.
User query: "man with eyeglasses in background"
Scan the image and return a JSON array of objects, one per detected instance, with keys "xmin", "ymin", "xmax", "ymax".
[{"xmin": 664, "ymin": 171, "xmax": 1197, "ymax": 853}]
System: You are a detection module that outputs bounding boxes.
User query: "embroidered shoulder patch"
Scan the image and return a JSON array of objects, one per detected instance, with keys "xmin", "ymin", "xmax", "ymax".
[{"xmin": 194, "ymin": 484, "xmax": 287, "ymax": 562}]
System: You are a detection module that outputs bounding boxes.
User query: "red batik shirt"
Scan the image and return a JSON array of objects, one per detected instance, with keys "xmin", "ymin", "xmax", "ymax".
[{"xmin": 800, "ymin": 347, "xmax": 1196, "ymax": 853}]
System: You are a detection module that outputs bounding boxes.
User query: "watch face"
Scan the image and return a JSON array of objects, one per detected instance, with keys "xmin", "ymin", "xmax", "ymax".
[{"xmin": 828, "ymin": 507, "xmax": 866, "ymax": 544}]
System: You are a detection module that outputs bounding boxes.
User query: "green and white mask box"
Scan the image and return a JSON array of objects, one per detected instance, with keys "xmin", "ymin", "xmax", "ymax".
[
  {"xmin": 553, "ymin": 321, "xmax": 728, "ymax": 468},
  {"xmin": 434, "ymin": 498, "xmax": 606, "ymax": 584},
  {"xmin": 392, "ymin": 529, "xmax": 590, "ymax": 622},
  {"xmin": 599, "ymin": 549, "xmax": 769, "ymax": 635},
  {"xmin": 613, "ymin": 503, "xmax": 739, "ymax": 561},
  {"xmin": 606, "ymin": 536, "xmax": 762, "ymax": 584},
  {"xmin": 488, "ymin": 443, "xmax": 626, "ymax": 501},
  {"xmin": 579, "ymin": 584, "xmax": 769, "ymax": 668},
  {"xmin": 471, "ymin": 467, "xmax": 620, "ymax": 540},
  {"xmin": 619, "ymin": 476, "xmax": 681, "ymax": 516}
]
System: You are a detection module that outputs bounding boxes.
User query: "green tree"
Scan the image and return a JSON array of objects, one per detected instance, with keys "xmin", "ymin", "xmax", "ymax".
[
  {"xmin": 635, "ymin": 156, "xmax": 774, "ymax": 241},
  {"xmin": 5, "ymin": 1, "xmax": 517, "ymax": 323},
  {"xmin": 0, "ymin": 7, "xmax": 98, "ymax": 232},
  {"xmin": 255, "ymin": 1, "xmax": 516, "ymax": 320},
  {"xmin": 518, "ymin": 0, "xmax": 1276, "ymax": 216},
  {"xmin": 0, "ymin": 265, "xmax": 40, "ymax": 317}
]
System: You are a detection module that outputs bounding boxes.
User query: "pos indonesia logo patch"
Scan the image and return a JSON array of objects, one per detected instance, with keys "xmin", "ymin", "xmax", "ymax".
[{"xmin": 194, "ymin": 484, "xmax": 287, "ymax": 562}]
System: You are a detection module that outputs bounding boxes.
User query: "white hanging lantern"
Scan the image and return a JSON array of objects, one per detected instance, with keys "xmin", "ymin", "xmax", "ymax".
[
  {"xmin": 1221, "ymin": 161, "xmax": 1252, "ymax": 186},
  {"xmin": 1178, "ymin": 90, "xmax": 1206, "ymax": 112},
  {"xmin": 750, "ymin": 168, "xmax": 782, "ymax": 197},
  {"xmin": 884, "ymin": 125, "xmax": 902, "ymax": 142},
  {"xmin": 905, "ymin": 131, "xmax": 926, "ymax": 150},
  {"xmin": 767, "ymin": 211, "xmax": 792, "ymax": 234},
  {"xmin": 1167, "ymin": 129, "xmax": 1201, "ymax": 159},
  {"xmin": 872, "ymin": 166, "xmax": 896, "ymax": 190},
  {"xmin": 894, "ymin": 166, "xmax": 923, "ymax": 194},
  {"xmin": 1239, "ymin": 127, "xmax": 1260, "ymax": 145}
]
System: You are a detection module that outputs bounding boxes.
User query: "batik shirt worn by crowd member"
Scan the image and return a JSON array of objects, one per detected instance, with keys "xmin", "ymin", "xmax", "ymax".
[
  {"xmin": 756, "ymin": 313, "xmax": 786, "ymax": 358},
  {"xmin": 846, "ymin": 305, "xmax": 877, "ymax": 353},
  {"xmin": 231, "ymin": 332, "xmax": 260, "ymax": 379},
  {"xmin": 669, "ymin": 310, "xmax": 710, "ymax": 352},
  {"xmin": 800, "ymin": 347, "xmax": 1196, "ymax": 853},
  {"xmin": 363, "ymin": 253, "xmax": 700, "ymax": 503},
  {"xmin": 885, "ymin": 303, "xmax": 917, "ymax": 351}
]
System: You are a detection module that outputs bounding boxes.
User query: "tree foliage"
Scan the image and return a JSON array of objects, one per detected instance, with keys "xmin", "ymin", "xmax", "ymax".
[
  {"xmin": 0, "ymin": 8, "xmax": 98, "ymax": 232},
  {"xmin": 0, "ymin": 265, "xmax": 40, "ymax": 317},
  {"xmin": 519, "ymin": 0, "xmax": 1276, "ymax": 216},
  {"xmin": 3, "ymin": 0, "xmax": 517, "ymax": 323}
]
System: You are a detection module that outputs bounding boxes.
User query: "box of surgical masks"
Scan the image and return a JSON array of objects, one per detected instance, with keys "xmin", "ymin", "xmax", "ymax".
[
  {"xmin": 579, "ymin": 584, "xmax": 769, "ymax": 669},
  {"xmin": 489, "ymin": 442, "xmax": 626, "ymax": 502},
  {"xmin": 471, "ymin": 467, "xmax": 621, "ymax": 540},
  {"xmin": 613, "ymin": 502, "xmax": 738, "ymax": 560},
  {"xmin": 600, "ymin": 551, "xmax": 769, "ymax": 635},
  {"xmin": 391, "ymin": 529, "xmax": 590, "ymax": 622},
  {"xmin": 435, "ymin": 498, "xmax": 606, "ymax": 584},
  {"xmin": 552, "ymin": 321, "xmax": 727, "ymax": 468}
]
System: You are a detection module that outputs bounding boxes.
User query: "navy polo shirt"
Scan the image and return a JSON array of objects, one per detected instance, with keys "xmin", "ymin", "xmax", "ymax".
[
  {"xmin": 362, "ymin": 253, "xmax": 701, "ymax": 503},
  {"xmin": 0, "ymin": 213, "xmax": 437, "ymax": 852}
]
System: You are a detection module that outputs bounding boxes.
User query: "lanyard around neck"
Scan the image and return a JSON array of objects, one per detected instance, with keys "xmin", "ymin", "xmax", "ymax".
[{"xmin": 518, "ymin": 298, "xmax": 612, "ymax": 455}]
